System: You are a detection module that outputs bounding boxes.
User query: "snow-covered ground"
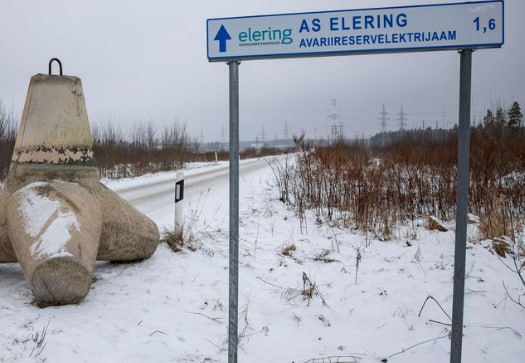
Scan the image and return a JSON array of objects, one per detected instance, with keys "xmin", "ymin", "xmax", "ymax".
[{"xmin": 0, "ymin": 157, "xmax": 524, "ymax": 362}]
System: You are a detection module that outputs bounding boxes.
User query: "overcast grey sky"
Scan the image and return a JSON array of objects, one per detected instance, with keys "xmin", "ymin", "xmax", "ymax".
[{"xmin": 1, "ymin": 0, "xmax": 523, "ymax": 141}]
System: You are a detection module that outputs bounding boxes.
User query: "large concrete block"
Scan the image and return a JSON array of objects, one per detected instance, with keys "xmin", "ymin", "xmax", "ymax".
[
  {"xmin": 7, "ymin": 181, "xmax": 102, "ymax": 305},
  {"xmin": 2, "ymin": 64, "xmax": 161, "ymax": 306},
  {"xmin": 95, "ymin": 184, "xmax": 159, "ymax": 262}
]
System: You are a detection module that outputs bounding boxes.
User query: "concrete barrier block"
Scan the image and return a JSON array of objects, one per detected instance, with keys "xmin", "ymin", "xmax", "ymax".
[
  {"xmin": 1, "ymin": 65, "xmax": 161, "ymax": 305},
  {"xmin": 7, "ymin": 181, "xmax": 102, "ymax": 305},
  {"xmin": 95, "ymin": 184, "xmax": 160, "ymax": 262}
]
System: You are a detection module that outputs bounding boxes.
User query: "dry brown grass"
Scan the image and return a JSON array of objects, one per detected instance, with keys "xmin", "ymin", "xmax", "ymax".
[
  {"xmin": 163, "ymin": 229, "xmax": 184, "ymax": 252},
  {"xmin": 92, "ymin": 122, "xmax": 200, "ymax": 178},
  {"xmin": 281, "ymin": 244, "xmax": 296, "ymax": 256},
  {"xmin": 272, "ymin": 126, "xmax": 525, "ymax": 241}
]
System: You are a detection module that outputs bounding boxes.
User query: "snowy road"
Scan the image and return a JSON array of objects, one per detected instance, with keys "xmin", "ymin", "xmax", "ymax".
[{"xmin": 106, "ymin": 157, "xmax": 275, "ymax": 228}]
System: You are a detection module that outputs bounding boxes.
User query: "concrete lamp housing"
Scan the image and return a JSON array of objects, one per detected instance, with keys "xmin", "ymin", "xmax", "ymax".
[{"xmin": 0, "ymin": 59, "xmax": 160, "ymax": 306}]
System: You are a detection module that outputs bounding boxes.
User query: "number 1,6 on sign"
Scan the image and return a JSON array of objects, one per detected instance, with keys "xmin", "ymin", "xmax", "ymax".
[{"xmin": 474, "ymin": 16, "xmax": 496, "ymax": 33}]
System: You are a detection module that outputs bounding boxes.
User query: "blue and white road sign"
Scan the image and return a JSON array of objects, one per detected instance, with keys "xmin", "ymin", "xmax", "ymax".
[{"xmin": 207, "ymin": 1, "xmax": 503, "ymax": 62}]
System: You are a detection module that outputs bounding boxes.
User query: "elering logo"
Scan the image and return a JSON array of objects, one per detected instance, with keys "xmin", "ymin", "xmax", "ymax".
[{"xmin": 238, "ymin": 27, "xmax": 293, "ymax": 45}]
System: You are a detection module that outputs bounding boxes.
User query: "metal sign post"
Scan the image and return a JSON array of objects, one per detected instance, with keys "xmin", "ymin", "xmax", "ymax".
[
  {"xmin": 228, "ymin": 60, "xmax": 240, "ymax": 363},
  {"xmin": 450, "ymin": 48, "xmax": 472, "ymax": 363},
  {"xmin": 207, "ymin": 2, "xmax": 504, "ymax": 362}
]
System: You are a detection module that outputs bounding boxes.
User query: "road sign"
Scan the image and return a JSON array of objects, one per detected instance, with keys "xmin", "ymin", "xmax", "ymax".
[
  {"xmin": 207, "ymin": 1, "xmax": 503, "ymax": 61},
  {"xmin": 211, "ymin": 2, "xmax": 505, "ymax": 362}
]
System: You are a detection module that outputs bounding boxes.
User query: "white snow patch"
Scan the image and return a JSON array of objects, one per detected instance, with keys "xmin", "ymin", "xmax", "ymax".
[
  {"xmin": 17, "ymin": 182, "xmax": 79, "ymax": 258},
  {"xmin": 0, "ymin": 159, "xmax": 523, "ymax": 362}
]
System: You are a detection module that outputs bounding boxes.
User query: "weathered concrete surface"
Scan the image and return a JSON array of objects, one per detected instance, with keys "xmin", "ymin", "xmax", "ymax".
[
  {"xmin": 7, "ymin": 181, "xmax": 102, "ymax": 305},
  {"xmin": 3, "ymin": 171, "xmax": 160, "ymax": 305},
  {"xmin": 0, "ymin": 187, "xmax": 17, "ymax": 262},
  {"xmin": 0, "ymin": 72, "xmax": 160, "ymax": 305},
  {"xmin": 13, "ymin": 74, "xmax": 94, "ymax": 165},
  {"xmin": 5, "ymin": 163, "xmax": 100, "ymax": 193},
  {"xmin": 96, "ymin": 184, "xmax": 159, "ymax": 261}
]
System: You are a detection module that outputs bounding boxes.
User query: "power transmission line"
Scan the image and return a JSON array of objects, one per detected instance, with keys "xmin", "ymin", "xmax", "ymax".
[
  {"xmin": 378, "ymin": 104, "xmax": 389, "ymax": 147},
  {"xmin": 283, "ymin": 120, "xmax": 289, "ymax": 140},
  {"xmin": 378, "ymin": 104, "xmax": 389, "ymax": 132},
  {"xmin": 327, "ymin": 98, "xmax": 342, "ymax": 140},
  {"xmin": 220, "ymin": 125, "xmax": 226, "ymax": 150},
  {"xmin": 397, "ymin": 105, "xmax": 408, "ymax": 131}
]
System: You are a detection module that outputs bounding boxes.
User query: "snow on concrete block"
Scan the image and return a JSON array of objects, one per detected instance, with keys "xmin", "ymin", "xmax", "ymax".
[
  {"xmin": 7, "ymin": 181, "xmax": 102, "ymax": 305},
  {"xmin": 426, "ymin": 215, "xmax": 449, "ymax": 232}
]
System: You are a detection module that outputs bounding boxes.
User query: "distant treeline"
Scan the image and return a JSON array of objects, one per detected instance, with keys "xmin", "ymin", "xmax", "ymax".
[
  {"xmin": 370, "ymin": 101, "xmax": 523, "ymax": 148},
  {"xmin": 1, "ymin": 101, "xmax": 522, "ymax": 181},
  {"xmin": 0, "ymin": 99, "xmax": 202, "ymax": 179},
  {"xmin": 91, "ymin": 122, "xmax": 201, "ymax": 178},
  {"xmin": 0, "ymin": 99, "xmax": 285, "ymax": 179}
]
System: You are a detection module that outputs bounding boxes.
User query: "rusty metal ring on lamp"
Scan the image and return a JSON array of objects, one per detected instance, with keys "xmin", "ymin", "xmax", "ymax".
[{"xmin": 48, "ymin": 58, "xmax": 63, "ymax": 76}]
